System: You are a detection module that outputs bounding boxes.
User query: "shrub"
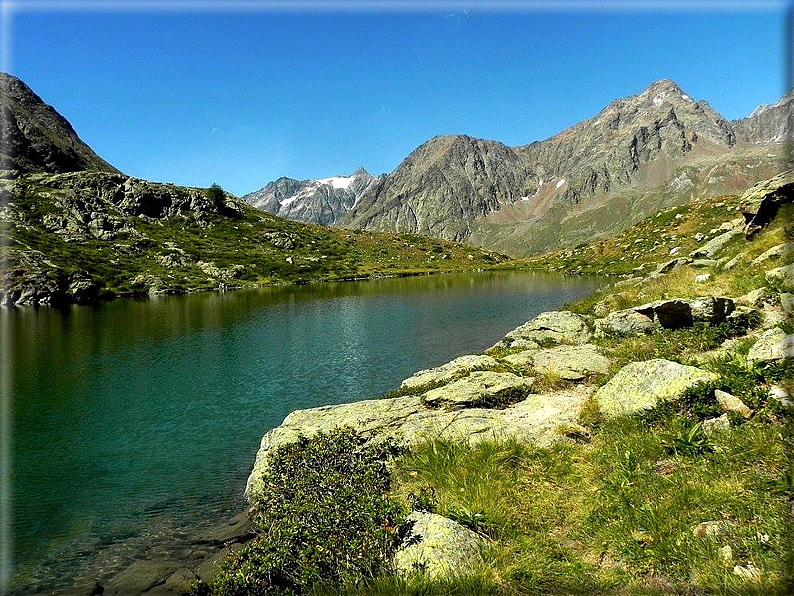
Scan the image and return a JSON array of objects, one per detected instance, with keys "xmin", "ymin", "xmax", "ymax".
[
  {"xmin": 207, "ymin": 182, "xmax": 225, "ymax": 207},
  {"xmin": 198, "ymin": 428, "xmax": 407, "ymax": 595}
]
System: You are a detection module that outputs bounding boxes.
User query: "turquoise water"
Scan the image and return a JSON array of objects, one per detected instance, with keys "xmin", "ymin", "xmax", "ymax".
[{"xmin": 5, "ymin": 271, "xmax": 603, "ymax": 592}]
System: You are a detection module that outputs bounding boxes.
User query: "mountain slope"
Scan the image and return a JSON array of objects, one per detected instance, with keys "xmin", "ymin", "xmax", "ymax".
[
  {"xmin": 0, "ymin": 75, "xmax": 506, "ymax": 307},
  {"xmin": 246, "ymin": 79, "xmax": 789, "ymax": 256},
  {"xmin": 243, "ymin": 167, "xmax": 381, "ymax": 225},
  {"xmin": 342, "ymin": 135, "xmax": 534, "ymax": 241},
  {"xmin": 340, "ymin": 79, "xmax": 788, "ymax": 248},
  {"xmin": 0, "ymin": 72, "xmax": 119, "ymax": 174}
]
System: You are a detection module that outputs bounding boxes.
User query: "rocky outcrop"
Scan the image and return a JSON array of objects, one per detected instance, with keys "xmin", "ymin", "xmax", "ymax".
[
  {"xmin": 594, "ymin": 359, "xmax": 717, "ymax": 418},
  {"xmin": 739, "ymin": 169, "xmax": 794, "ymax": 237},
  {"xmin": 492, "ymin": 310, "xmax": 592, "ymax": 350},
  {"xmin": 766, "ymin": 264, "xmax": 794, "ymax": 288},
  {"xmin": 595, "ymin": 297, "xmax": 735, "ymax": 336},
  {"xmin": 341, "ymin": 135, "xmax": 534, "ymax": 241},
  {"xmin": 393, "ymin": 511, "xmax": 484, "ymax": 579},
  {"xmin": 401, "ymin": 354, "xmax": 499, "ymax": 390},
  {"xmin": 421, "ymin": 370, "xmax": 534, "ymax": 409},
  {"xmin": 505, "ymin": 344, "xmax": 610, "ymax": 380},
  {"xmin": 0, "ymin": 72, "xmax": 119, "ymax": 174},
  {"xmin": 245, "ymin": 384, "xmax": 592, "ymax": 500},
  {"xmin": 689, "ymin": 229, "xmax": 743, "ymax": 259},
  {"xmin": 244, "ymin": 167, "xmax": 382, "ymax": 225}
]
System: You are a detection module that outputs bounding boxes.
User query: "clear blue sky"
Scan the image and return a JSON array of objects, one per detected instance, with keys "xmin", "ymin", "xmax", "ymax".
[{"xmin": 6, "ymin": 2, "xmax": 790, "ymax": 195}]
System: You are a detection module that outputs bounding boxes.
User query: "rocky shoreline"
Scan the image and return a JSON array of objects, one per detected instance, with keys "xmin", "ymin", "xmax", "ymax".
[{"xmin": 27, "ymin": 171, "xmax": 794, "ymax": 594}]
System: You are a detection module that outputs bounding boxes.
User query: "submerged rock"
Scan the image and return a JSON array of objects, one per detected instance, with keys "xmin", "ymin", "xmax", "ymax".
[
  {"xmin": 594, "ymin": 359, "xmax": 716, "ymax": 418},
  {"xmin": 400, "ymin": 354, "xmax": 499, "ymax": 390},
  {"xmin": 393, "ymin": 511, "xmax": 484, "ymax": 579}
]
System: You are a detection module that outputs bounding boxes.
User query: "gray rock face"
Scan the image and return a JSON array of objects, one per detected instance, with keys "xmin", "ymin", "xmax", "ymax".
[
  {"xmin": 244, "ymin": 167, "xmax": 382, "ymax": 225},
  {"xmin": 740, "ymin": 169, "xmax": 794, "ymax": 237},
  {"xmin": 393, "ymin": 511, "xmax": 484, "ymax": 579},
  {"xmin": 751, "ymin": 242, "xmax": 793, "ymax": 265},
  {"xmin": 341, "ymin": 134, "xmax": 534, "ymax": 241},
  {"xmin": 732, "ymin": 88, "xmax": 793, "ymax": 144},
  {"xmin": 594, "ymin": 359, "xmax": 717, "ymax": 418},
  {"xmin": 747, "ymin": 328, "xmax": 793, "ymax": 365},
  {"xmin": 421, "ymin": 370, "xmax": 534, "ymax": 409},
  {"xmin": 323, "ymin": 80, "xmax": 790, "ymax": 256},
  {"xmin": 595, "ymin": 297, "xmax": 734, "ymax": 336},
  {"xmin": 400, "ymin": 354, "xmax": 499, "ymax": 390},
  {"xmin": 103, "ymin": 561, "xmax": 181, "ymax": 596},
  {"xmin": 246, "ymin": 385, "xmax": 593, "ymax": 500},
  {"xmin": 1, "ymin": 73, "xmax": 119, "ymax": 174}
]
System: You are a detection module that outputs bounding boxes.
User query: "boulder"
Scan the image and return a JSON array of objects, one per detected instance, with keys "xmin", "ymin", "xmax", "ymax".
[
  {"xmin": 401, "ymin": 354, "xmax": 499, "ymax": 390},
  {"xmin": 689, "ymin": 229, "xmax": 742, "ymax": 259},
  {"xmin": 595, "ymin": 309, "xmax": 656, "ymax": 336},
  {"xmin": 751, "ymin": 242, "xmax": 793, "ymax": 265},
  {"xmin": 594, "ymin": 359, "xmax": 717, "ymax": 418},
  {"xmin": 766, "ymin": 264, "xmax": 794, "ymax": 288},
  {"xmin": 246, "ymin": 386, "xmax": 593, "ymax": 500},
  {"xmin": 715, "ymin": 390, "xmax": 753, "ymax": 418},
  {"xmin": 739, "ymin": 169, "xmax": 794, "ymax": 237},
  {"xmin": 421, "ymin": 371, "xmax": 533, "ymax": 409},
  {"xmin": 520, "ymin": 344, "xmax": 611, "ymax": 380},
  {"xmin": 654, "ymin": 258, "xmax": 685, "ymax": 275},
  {"xmin": 393, "ymin": 512, "xmax": 483, "ymax": 579},
  {"xmin": 649, "ymin": 297, "xmax": 734, "ymax": 328},
  {"xmin": 500, "ymin": 311, "xmax": 591, "ymax": 348},
  {"xmin": 692, "ymin": 259, "xmax": 718, "ymax": 268},
  {"xmin": 738, "ymin": 287, "xmax": 771, "ymax": 307},
  {"xmin": 146, "ymin": 568, "xmax": 199, "ymax": 596},
  {"xmin": 747, "ymin": 328, "xmax": 794, "ymax": 365},
  {"xmin": 695, "ymin": 273, "xmax": 711, "ymax": 283}
]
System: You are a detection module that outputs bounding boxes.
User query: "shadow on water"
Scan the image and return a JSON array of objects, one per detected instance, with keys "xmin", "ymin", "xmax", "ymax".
[{"xmin": 4, "ymin": 270, "xmax": 605, "ymax": 592}]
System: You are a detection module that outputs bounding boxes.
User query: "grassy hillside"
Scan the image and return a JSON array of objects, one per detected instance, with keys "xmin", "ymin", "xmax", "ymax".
[{"xmin": 2, "ymin": 171, "xmax": 507, "ymax": 304}]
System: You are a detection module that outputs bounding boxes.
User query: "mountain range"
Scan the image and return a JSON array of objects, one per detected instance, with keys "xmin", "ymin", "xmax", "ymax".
[{"xmin": 245, "ymin": 79, "xmax": 792, "ymax": 255}]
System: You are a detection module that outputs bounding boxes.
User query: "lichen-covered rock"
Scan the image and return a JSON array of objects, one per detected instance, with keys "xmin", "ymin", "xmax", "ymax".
[
  {"xmin": 499, "ymin": 311, "xmax": 591, "ymax": 348},
  {"xmin": 246, "ymin": 386, "xmax": 593, "ymax": 500},
  {"xmin": 738, "ymin": 287, "xmax": 771, "ymax": 307},
  {"xmin": 747, "ymin": 327, "xmax": 793, "ymax": 365},
  {"xmin": 595, "ymin": 309, "xmax": 656, "ymax": 336},
  {"xmin": 766, "ymin": 264, "xmax": 794, "ymax": 288},
  {"xmin": 393, "ymin": 512, "xmax": 483, "ymax": 579},
  {"xmin": 594, "ymin": 359, "xmax": 717, "ymax": 418},
  {"xmin": 421, "ymin": 370, "xmax": 533, "ymax": 409},
  {"xmin": 400, "ymin": 354, "xmax": 499, "ymax": 390},
  {"xmin": 509, "ymin": 344, "xmax": 610, "ymax": 380},
  {"xmin": 751, "ymin": 242, "xmax": 793, "ymax": 265},
  {"xmin": 689, "ymin": 229, "xmax": 742, "ymax": 259}
]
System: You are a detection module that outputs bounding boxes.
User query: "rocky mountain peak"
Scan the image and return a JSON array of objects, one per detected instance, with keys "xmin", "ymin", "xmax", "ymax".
[
  {"xmin": 243, "ymin": 167, "xmax": 381, "ymax": 226},
  {"xmin": 0, "ymin": 72, "xmax": 119, "ymax": 174}
]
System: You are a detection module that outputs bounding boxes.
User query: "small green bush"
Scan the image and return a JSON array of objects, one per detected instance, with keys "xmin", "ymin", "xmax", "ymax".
[{"xmin": 198, "ymin": 428, "xmax": 407, "ymax": 595}]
